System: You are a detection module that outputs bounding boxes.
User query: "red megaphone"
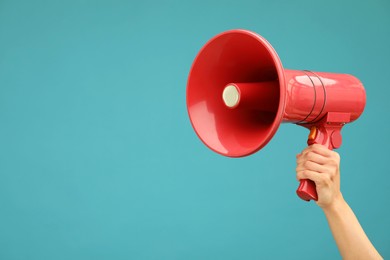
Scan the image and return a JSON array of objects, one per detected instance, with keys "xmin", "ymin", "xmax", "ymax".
[{"xmin": 186, "ymin": 29, "xmax": 366, "ymax": 201}]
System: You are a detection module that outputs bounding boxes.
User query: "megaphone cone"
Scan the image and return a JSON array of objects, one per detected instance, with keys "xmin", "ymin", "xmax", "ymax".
[
  {"xmin": 186, "ymin": 29, "xmax": 366, "ymax": 201},
  {"xmin": 187, "ymin": 30, "xmax": 286, "ymax": 157}
]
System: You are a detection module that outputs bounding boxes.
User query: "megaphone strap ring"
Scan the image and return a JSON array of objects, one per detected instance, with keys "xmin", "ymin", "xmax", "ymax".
[
  {"xmin": 295, "ymin": 70, "xmax": 318, "ymax": 124},
  {"xmin": 303, "ymin": 70, "xmax": 327, "ymax": 124}
]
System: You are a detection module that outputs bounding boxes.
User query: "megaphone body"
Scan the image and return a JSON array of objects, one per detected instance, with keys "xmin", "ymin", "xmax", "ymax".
[{"xmin": 186, "ymin": 30, "xmax": 366, "ymax": 201}]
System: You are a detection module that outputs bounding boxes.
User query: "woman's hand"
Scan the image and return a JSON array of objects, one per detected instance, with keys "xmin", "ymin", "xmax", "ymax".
[{"xmin": 296, "ymin": 144, "xmax": 343, "ymax": 209}]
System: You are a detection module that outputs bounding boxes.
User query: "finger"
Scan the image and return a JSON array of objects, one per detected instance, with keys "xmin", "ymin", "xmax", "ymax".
[
  {"xmin": 296, "ymin": 160, "xmax": 328, "ymax": 173},
  {"xmin": 299, "ymin": 144, "xmax": 331, "ymax": 158},
  {"xmin": 296, "ymin": 170, "xmax": 323, "ymax": 183},
  {"xmin": 299, "ymin": 151, "xmax": 328, "ymax": 165},
  {"xmin": 296, "ymin": 151, "xmax": 325, "ymax": 165},
  {"xmin": 306, "ymin": 144, "xmax": 333, "ymax": 158},
  {"xmin": 329, "ymin": 150, "xmax": 341, "ymax": 163}
]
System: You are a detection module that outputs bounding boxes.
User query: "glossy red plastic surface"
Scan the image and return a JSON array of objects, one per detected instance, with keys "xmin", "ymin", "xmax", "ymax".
[
  {"xmin": 283, "ymin": 70, "xmax": 365, "ymax": 124},
  {"xmin": 187, "ymin": 30, "xmax": 285, "ymax": 157}
]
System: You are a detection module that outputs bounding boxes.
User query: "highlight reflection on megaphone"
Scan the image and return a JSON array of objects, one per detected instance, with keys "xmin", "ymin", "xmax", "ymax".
[{"xmin": 186, "ymin": 29, "xmax": 366, "ymax": 201}]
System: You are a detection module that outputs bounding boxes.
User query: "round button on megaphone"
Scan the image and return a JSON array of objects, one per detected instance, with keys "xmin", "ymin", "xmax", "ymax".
[{"xmin": 186, "ymin": 29, "xmax": 366, "ymax": 201}]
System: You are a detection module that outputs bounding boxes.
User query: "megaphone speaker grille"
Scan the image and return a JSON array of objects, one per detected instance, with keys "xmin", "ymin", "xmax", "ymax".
[{"xmin": 187, "ymin": 30, "xmax": 286, "ymax": 157}]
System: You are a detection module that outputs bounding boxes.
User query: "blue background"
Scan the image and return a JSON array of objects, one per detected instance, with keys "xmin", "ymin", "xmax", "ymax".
[{"xmin": 0, "ymin": 0, "xmax": 389, "ymax": 259}]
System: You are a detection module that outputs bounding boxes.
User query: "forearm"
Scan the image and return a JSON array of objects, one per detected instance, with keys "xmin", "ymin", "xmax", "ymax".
[{"xmin": 323, "ymin": 196, "xmax": 382, "ymax": 260}]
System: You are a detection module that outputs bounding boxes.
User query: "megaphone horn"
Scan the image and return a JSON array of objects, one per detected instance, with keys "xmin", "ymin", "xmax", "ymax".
[{"xmin": 186, "ymin": 29, "xmax": 366, "ymax": 201}]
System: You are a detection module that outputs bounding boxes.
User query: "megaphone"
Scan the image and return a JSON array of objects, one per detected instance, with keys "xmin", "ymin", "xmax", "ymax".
[{"xmin": 186, "ymin": 29, "xmax": 366, "ymax": 201}]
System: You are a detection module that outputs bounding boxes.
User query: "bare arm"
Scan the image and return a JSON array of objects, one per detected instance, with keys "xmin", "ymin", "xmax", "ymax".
[{"xmin": 296, "ymin": 144, "xmax": 382, "ymax": 260}]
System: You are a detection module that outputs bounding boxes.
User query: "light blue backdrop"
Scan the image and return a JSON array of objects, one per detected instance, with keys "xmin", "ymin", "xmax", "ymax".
[{"xmin": 0, "ymin": 0, "xmax": 389, "ymax": 259}]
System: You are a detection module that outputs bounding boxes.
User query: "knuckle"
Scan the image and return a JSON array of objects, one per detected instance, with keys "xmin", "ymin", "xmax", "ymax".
[
  {"xmin": 303, "ymin": 161, "xmax": 311, "ymax": 168},
  {"xmin": 301, "ymin": 170, "xmax": 309, "ymax": 178},
  {"xmin": 331, "ymin": 151, "xmax": 340, "ymax": 161},
  {"xmin": 305, "ymin": 152, "xmax": 313, "ymax": 160},
  {"xmin": 318, "ymin": 174, "xmax": 331, "ymax": 185},
  {"xmin": 330, "ymin": 170, "xmax": 338, "ymax": 178},
  {"xmin": 307, "ymin": 152, "xmax": 318, "ymax": 162},
  {"xmin": 323, "ymin": 174, "xmax": 332, "ymax": 184},
  {"xmin": 330, "ymin": 158, "xmax": 339, "ymax": 166}
]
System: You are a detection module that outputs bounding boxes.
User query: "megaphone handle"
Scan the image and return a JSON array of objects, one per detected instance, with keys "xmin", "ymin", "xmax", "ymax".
[{"xmin": 296, "ymin": 123, "xmax": 343, "ymax": 201}]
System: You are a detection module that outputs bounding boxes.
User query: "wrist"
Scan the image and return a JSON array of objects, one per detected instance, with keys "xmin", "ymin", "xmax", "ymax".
[{"xmin": 321, "ymin": 193, "xmax": 346, "ymax": 214}]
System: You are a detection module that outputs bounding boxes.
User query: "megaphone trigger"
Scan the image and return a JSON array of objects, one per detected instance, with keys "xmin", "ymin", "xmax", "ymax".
[{"xmin": 308, "ymin": 126, "xmax": 318, "ymax": 141}]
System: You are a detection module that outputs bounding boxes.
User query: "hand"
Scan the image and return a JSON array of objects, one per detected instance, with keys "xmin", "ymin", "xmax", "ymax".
[
  {"xmin": 296, "ymin": 144, "xmax": 343, "ymax": 209},
  {"xmin": 296, "ymin": 144, "xmax": 383, "ymax": 259}
]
